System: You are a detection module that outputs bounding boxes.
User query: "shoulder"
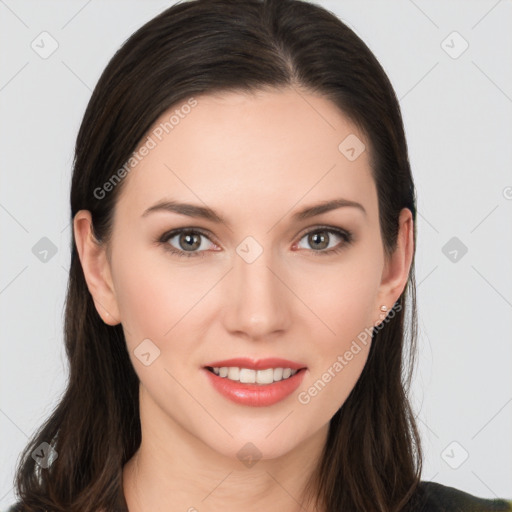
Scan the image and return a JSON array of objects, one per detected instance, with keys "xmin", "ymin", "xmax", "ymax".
[{"xmin": 414, "ymin": 480, "xmax": 512, "ymax": 512}]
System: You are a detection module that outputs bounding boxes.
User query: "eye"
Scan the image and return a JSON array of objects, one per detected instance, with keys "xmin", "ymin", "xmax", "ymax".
[
  {"xmin": 159, "ymin": 229, "xmax": 217, "ymax": 258},
  {"xmin": 295, "ymin": 226, "xmax": 353, "ymax": 256}
]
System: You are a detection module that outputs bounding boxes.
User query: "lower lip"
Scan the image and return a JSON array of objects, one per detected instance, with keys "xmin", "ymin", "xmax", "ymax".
[{"xmin": 202, "ymin": 367, "xmax": 307, "ymax": 407}]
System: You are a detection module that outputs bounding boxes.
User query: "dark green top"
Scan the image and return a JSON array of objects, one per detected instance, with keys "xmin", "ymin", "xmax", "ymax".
[
  {"xmin": 415, "ymin": 481, "xmax": 512, "ymax": 511},
  {"xmin": 6, "ymin": 481, "xmax": 512, "ymax": 511}
]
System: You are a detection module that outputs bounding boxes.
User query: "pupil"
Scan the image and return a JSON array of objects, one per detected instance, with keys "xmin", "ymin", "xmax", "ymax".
[
  {"xmin": 311, "ymin": 231, "xmax": 328, "ymax": 250},
  {"xmin": 181, "ymin": 233, "xmax": 200, "ymax": 250}
]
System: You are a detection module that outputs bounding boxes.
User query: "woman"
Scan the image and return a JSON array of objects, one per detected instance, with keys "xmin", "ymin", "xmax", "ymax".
[{"xmin": 8, "ymin": 0, "xmax": 511, "ymax": 511}]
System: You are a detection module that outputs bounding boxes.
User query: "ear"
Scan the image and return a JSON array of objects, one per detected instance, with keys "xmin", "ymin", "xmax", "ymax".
[
  {"xmin": 374, "ymin": 208, "xmax": 414, "ymax": 325},
  {"xmin": 73, "ymin": 210, "xmax": 121, "ymax": 326}
]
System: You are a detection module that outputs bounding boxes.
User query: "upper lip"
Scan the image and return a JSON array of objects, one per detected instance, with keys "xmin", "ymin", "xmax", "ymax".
[{"xmin": 204, "ymin": 357, "xmax": 307, "ymax": 370}]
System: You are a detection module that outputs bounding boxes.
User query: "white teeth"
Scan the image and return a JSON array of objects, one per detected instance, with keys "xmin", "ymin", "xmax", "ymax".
[
  {"xmin": 256, "ymin": 368, "xmax": 274, "ymax": 384},
  {"xmin": 240, "ymin": 368, "xmax": 256, "ymax": 383},
  {"xmin": 211, "ymin": 366, "xmax": 299, "ymax": 384},
  {"xmin": 227, "ymin": 367, "xmax": 239, "ymax": 380}
]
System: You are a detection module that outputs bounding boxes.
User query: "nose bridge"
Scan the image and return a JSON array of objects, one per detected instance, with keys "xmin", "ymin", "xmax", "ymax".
[{"xmin": 224, "ymin": 236, "xmax": 290, "ymax": 338}]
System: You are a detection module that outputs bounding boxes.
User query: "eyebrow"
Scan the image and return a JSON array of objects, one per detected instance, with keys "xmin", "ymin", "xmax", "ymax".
[{"xmin": 141, "ymin": 197, "xmax": 366, "ymax": 226}]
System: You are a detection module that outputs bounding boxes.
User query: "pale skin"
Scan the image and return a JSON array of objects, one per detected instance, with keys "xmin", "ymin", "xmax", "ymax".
[{"xmin": 74, "ymin": 87, "xmax": 414, "ymax": 512}]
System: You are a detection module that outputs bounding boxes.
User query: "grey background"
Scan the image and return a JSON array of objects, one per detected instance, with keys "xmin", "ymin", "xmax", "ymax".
[{"xmin": 1, "ymin": 0, "xmax": 511, "ymax": 508}]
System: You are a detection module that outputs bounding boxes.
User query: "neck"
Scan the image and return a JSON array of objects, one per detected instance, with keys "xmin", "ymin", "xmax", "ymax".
[{"xmin": 122, "ymin": 387, "xmax": 327, "ymax": 512}]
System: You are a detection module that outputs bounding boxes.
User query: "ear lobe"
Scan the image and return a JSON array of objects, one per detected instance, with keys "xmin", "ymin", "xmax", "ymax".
[
  {"xmin": 73, "ymin": 210, "xmax": 121, "ymax": 326},
  {"xmin": 375, "ymin": 208, "xmax": 414, "ymax": 319}
]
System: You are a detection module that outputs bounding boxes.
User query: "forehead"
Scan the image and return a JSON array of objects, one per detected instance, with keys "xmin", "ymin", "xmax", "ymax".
[{"xmin": 115, "ymin": 88, "xmax": 377, "ymax": 224}]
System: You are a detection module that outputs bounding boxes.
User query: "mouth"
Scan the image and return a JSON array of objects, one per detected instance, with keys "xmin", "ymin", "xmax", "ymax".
[
  {"xmin": 202, "ymin": 357, "xmax": 308, "ymax": 386},
  {"xmin": 204, "ymin": 365, "xmax": 307, "ymax": 385},
  {"xmin": 202, "ymin": 360, "xmax": 308, "ymax": 407}
]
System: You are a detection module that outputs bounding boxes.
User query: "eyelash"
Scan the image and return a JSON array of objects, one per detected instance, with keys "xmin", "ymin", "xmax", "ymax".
[{"xmin": 157, "ymin": 226, "xmax": 353, "ymax": 259}]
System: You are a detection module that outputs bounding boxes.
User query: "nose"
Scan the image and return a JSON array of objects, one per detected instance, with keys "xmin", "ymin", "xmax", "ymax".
[{"xmin": 222, "ymin": 244, "xmax": 291, "ymax": 341}]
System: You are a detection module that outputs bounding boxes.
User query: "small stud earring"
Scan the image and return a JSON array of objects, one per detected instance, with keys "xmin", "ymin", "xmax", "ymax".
[{"xmin": 379, "ymin": 305, "xmax": 388, "ymax": 320}]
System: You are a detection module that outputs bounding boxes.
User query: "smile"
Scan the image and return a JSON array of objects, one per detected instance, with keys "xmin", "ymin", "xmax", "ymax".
[{"xmin": 207, "ymin": 366, "xmax": 299, "ymax": 384}]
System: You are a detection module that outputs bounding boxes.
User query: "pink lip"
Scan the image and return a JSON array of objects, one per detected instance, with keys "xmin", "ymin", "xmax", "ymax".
[
  {"xmin": 202, "ymin": 366, "xmax": 307, "ymax": 407},
  {"xmin": 203, "ymin": 357, "xmax": 307, "ymax": 371}
]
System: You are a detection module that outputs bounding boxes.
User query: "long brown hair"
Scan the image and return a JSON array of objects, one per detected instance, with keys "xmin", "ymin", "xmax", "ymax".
[{"xmin": 12, "ymin": 0, "xmax": 422, "ymax": 510}]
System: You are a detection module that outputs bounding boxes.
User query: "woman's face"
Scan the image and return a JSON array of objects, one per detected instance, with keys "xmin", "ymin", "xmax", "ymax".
[{"xmin": 76, "ymin": 88, "xmax": 412, "ymax": 461}]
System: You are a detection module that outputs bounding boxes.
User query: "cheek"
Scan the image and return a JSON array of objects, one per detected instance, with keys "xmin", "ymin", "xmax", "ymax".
[
  {"xmin": 301, "ymin": 254, "xmax": 381, "ymax": 344},
  {"xmin": 111, "ymin": 242, "xmax": 224, "ymax": 357},
  {"xmin": 296, "ymin": 267, "xmax": 377, "ymax": 417},
  {"xmin": 111, "ymin": 244, "xmax": 191, "ymax": 341},
  {"xmin": 293, "ymin": 249, "xmax": 380, "ymax": 405},
  {"xmin": 307, "ymin": 282, "xmax": 374, "ymax": 374}
]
